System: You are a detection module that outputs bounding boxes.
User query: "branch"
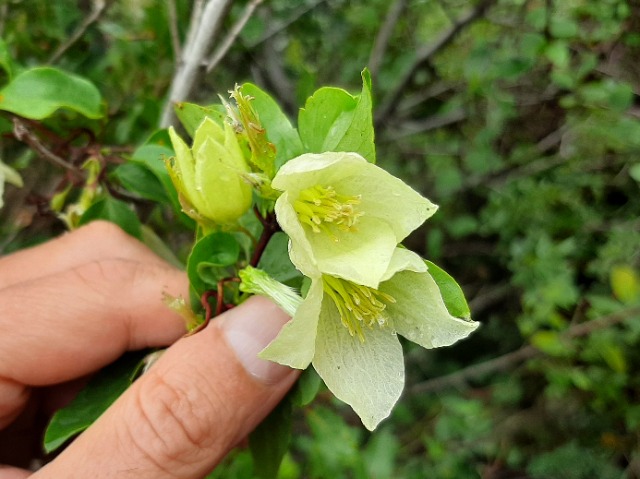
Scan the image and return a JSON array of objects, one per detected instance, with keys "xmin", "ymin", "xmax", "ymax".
[
  {"xmin": 376, "ymin": 0, "xmax": 496, "ymax": 123},
  {"xmin": 167, "ymin": 0, "xmax": 182, "ymax": 63},
  {"xmin": 409, "ymin": 306, "xmax": 640, "ymax": 396},
  {"xmin": 205, "ymin": 0, "xmax": 264, "ymax": 74},
  {"xmin": 47, "ymin": 0, "xmax": 115, "ymax": 64},
  {"xmin": 159, "ymin": 0, "xmax": 233, "ymax": 128},
  {"xmin": 459, "ymin": 124, "xmax": 568, "ymax": 193},
  {"xmin": 245, "ymin": 0, "xmax": 327, "ymax": 49},
  {"xmin": 367, "ymin": 0, "xmax": 407, "ymax": 78},
  {"xmin": 384, "ymin": 107, "xmax": 466, "ymax": 140},
  {"xmin": 12, "ymin": 117, "xmax": 80, "ymax": 172},
  {"xmin": 0, "ymin": 2, "xmax": 7, "ymax": 38}
]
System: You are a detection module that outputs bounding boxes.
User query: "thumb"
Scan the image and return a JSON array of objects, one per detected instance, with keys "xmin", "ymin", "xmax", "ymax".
[{"xmin": 33, "ymin": 296, "xmax": 299, "ymax": 479}]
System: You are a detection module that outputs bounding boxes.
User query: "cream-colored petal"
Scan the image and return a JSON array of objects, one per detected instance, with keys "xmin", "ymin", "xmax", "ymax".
[
  {"xmin": 274, "ymin": 192, "xmax": 319, "ymax": 275},
  {"xmin": 298, "ymin": 215, "xmax": 397, "ymax": 288},
  {"xmin": 259, "ymin": 278, "xmax": 323, "ymax": 369},
  {"xmin": 312, "ymin": 295, "xmax": 405, "ymax": 431},
  {"xmin": 272, "ymin": 152, "xmax": 367, "ymax": 195},
  {"xmin": 382, "ymin": 270, "xmax": 479, "ymax": 349},
  {"xmin": 336, "ymin": 166, "xmax": 438, "ymax": 243},
  {"xmin": 380, "ymin": 248, "xmax": 428, "ymax": 282}
]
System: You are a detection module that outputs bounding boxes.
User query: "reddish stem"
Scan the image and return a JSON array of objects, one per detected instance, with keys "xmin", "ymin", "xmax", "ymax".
[{"xmin": 250, "ymin": 207, "xmax": 280, "ymax": 267}]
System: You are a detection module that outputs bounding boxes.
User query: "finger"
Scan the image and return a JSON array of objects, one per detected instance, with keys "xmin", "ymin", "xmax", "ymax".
[
  {"xmin": 0, "ymin": 259, "xmax": 189, "ymax": 427},
  {"xmin": 0, "ymin": 221, "xmax": 170, "ymax": 290},
  {"xmin": 0, "ymin": 466, "xmax": 31, "ymax": 479},
  {"xmin": 33, "ymin": 296, "xmax": 299, "ymax": 479}
]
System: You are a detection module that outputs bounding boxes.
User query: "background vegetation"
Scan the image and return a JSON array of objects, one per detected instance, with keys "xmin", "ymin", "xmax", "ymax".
[{"xmin": 1, "ymin": 0, "xmax": 639, "ymax": 477}]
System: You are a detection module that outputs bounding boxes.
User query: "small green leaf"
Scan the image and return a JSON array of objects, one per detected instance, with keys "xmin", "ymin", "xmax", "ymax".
[
  {"xmin": 44, "ymin": 352, "xmax": 146, "ymax": 453},
  {"xmin": 187, "ymin": 232, "xmax": 240, "ymax": 295},
  {"xmin": 0, "ymin": 38, "xmax": 13, "ymax": 80},
  {"xmin": 174, "ymin": 102, "xmax": 226, "ymax": 138},
  {"xmin": 112, "ymin": 162, "xmax": 169, "ymax": 203},
  {"xmin": 78, "ymin": 197, "xmax": 142, "ymax": 239},
  {"xmin": 610, "ymin": 265, "xmax": 640, "ymax": 303},
  {"xmin": 257, "ymin": 232, "xmax": 303, "ymax": 288},
  {"xmin": 240, "ymin": 83, "xmax": 303, "ymax": 170},
  {"xmin": 299, "ymin": 86, "xmax": 357, "ymax": 151},
  {"xmin": 290, "ymin": 367, "xmax": 323, "ymax": 407},
  {"xmin": 249, "ymin": 397, "xmax": 292, "ymax": 479},
  {"xmin": 298, "ymin": 69, "xmax": 376, "ymax": 162},
  {"xmin": 630, "ymin": 163, "xmax": 640, "ymax": 182},
  {"xmin": 425, "ymin": 260, "xmax": 471, "ymax": 320},
  {"xmin": 530, "ymin": 331, "xmax": 566, "ymax": 356},
  {"xmin": 130, "ymin": 139, "xmax": 183, "ymax": 216},
  {"xmin": 0, "ymin": 67, "xmax": 103, "ymax": 119},
  {"xmin": 140, "ymin": 225, "xmax": 183, "ymax": 269}
]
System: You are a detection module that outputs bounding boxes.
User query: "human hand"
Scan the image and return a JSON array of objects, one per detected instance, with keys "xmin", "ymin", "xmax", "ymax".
[{"xmin": 0, "ymin": 222, "xmax": 298, "ymax": 479}]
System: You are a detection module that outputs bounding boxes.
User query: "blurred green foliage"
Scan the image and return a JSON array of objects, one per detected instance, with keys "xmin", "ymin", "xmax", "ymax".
[{"xmin": 1, "ymin": 0, "xmax": 640, "ymax": 477}]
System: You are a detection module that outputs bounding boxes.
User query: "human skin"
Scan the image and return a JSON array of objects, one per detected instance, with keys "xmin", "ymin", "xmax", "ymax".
[{"xmin": 0, "ymin": 221, "xmax": 298, "ymax": 478}]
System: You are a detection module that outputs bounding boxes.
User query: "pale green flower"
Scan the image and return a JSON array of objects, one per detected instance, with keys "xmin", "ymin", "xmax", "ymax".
[
  {"xmin": 243, "ymin": 249, "xmax": 479, "ymax": 430},
  {"xmin": 167, "ymin": 118, "xmax": 252, "ymax": 224},
  {"xmin": 272, "ymin": 152, "xmax": 438, "ymax": 288}
]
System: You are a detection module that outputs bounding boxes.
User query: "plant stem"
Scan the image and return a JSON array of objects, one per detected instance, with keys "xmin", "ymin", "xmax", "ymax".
[{"xmin": 250, "ymin": 206, "xmax": 280, "ymax": 267}]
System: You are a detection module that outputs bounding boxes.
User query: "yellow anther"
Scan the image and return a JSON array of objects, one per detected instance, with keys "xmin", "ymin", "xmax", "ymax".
[
  {"xmin": 322, "ymin": 276, "xmax": 395, "ymax": 342},
  {"xmin": 293, "ymin": 185, "xmax": 362, "ymax": 237}
]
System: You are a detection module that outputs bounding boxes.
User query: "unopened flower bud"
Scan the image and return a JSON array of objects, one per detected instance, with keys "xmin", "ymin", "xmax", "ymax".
[{"xmin": 167, "ymin": 117, "xmax": 253, "ymax": 225}]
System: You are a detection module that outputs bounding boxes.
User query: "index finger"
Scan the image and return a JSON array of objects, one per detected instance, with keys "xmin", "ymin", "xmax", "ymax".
[{"xmin": 0, "ymin": 221, "xmax": 171, "ymax": 291}]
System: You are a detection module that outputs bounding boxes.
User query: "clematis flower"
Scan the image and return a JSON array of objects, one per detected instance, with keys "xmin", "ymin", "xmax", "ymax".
[
  {"xmin": 240, "ymin": 249, "xmax": 479, "ymax": 430},
  {"xmin": 167, "ymin": 117, "xmax": 252, "ymax": 225},
  {"xmin": 272, "ymin": 152, "xmax": 438, "ymax": 288}
]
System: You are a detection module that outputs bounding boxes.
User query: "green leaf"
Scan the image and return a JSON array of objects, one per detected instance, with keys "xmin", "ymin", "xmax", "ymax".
[
  {"xmin": 257, "ymin": 232, "xmax": 303, "ymax": 288},
  {"xmin": 112, "ymin": 162, "xmax": 169, "ymax": 203},
  {"xmin": 240, "ymin": 83, "xmax": 303, "ymax": 170},
  {"xmin": 140, "ymin": 225, "xmax": 183, "ymax": 269},
  {"xmin": 0, "ymin": 38, "xmax": 13, "ymax": 80},
  {"xmin": 530, "ymin": 330, "xmax": 566, "ymax": 356},
  {"xmin": 610, "ymin": 265, "xmax": 640, "ymax": 303},
  {"xmin": 630, "ymin": 163, "xmax": 640, "ymax": 183},
  {"xmin": 249, "ymin": 397, "xmax": 292, "ymax": 479},
  {"xmin": 174, "ymin": 102, "xmax": 226, "ymax": 138},
  {"xmin": 130, "ymin": 139, "xmax": 182, "ymax": 215},
  {"xmin": 78, "ymin": 196, "xmax": 142, "ymax": 239},
  {"xmin": 290, "ymin": 367, "xmax": 323, "ymax": 407},
  {"xmin": 187, "ymin": 232, "xmax": 240, "ymax": 295},
  {"xmin": 0, "ymin": 67, "xmax": 103, "ymax": 119},
  {"xmin": 298, "ymin": 69, "xmax": 376, "ymax": 162},
  {"xmin": 425, "ymin": 260, "xmax": 471, "ymax": 320},
  {"xmin": 43, "ymin": 351, "xmax": 146, "ymax": 453}
]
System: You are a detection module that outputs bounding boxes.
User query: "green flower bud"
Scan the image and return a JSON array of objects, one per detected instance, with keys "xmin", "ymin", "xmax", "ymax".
[{"xmin": 167, "ymin": 118, "xmax": 253, "ymax": 225}]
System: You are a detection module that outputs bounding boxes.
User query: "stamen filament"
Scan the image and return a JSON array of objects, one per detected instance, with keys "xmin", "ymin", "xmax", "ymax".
[
  {"xmin": 293, "ymin": 185, "xmax": 362, "ymax": 238},
  {"xmin": 322, "ymin": 276, "xmax": 395, "ymax": 342}
]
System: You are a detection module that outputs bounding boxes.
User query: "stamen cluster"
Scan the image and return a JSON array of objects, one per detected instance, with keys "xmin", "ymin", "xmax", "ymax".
[
  {"xmin": 294, "ymin": 185, "xmax": 362, "ymax": 237},
  {"xmin": 322, "ymin": 275, "xmax": 396, "ymax": 341}
]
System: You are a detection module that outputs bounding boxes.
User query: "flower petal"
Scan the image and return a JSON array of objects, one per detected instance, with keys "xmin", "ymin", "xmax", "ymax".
[
  {"xmin": 380, "ymin": 248, "xmax": 428, "ymax": 282},
  {"xmin": 300, "ymin": 215, "xmax": 397, "ymax": 288},
  {"xmin": 272, "ymin": 152, "xmax": 366, "ymax": 194},
  {"xmin": 259, "ymin": 278, "xmax": 323, "ymax": 369},
  {"xmin": 336, "ymin": 168, "xmax": 438, "ymax": 243},
  {"xmin": 168, "ymin": 127, "xmax": 197, "ymax": 204},
  {"xmin": 382, "ymin": 270, "xmax": 479, "ymax": 349},
  {"xmin": 274, "ymin": 191, "xmax": 317, "ymax": 273},
  {"xmin": 313, "ymin": 295, "xmax": 405, "ymax": 430},
  {"xmin": 195, "ymin": 139, "xmax": 252, "ymax": 223}
]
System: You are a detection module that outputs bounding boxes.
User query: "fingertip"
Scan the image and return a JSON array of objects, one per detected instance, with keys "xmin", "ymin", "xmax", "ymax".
[{"xmin": 218, "ymin": 296, "xmax": 294, "ymax": 385}]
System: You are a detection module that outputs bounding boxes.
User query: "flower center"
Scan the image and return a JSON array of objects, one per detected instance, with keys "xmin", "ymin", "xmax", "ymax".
[
  {"xmin": 293, "ymin": 185, "xmax": 362, "ymax": 238},
  {"xmin": 322, "ymin": 275, "xmax": 396, "ymax": 341}
]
